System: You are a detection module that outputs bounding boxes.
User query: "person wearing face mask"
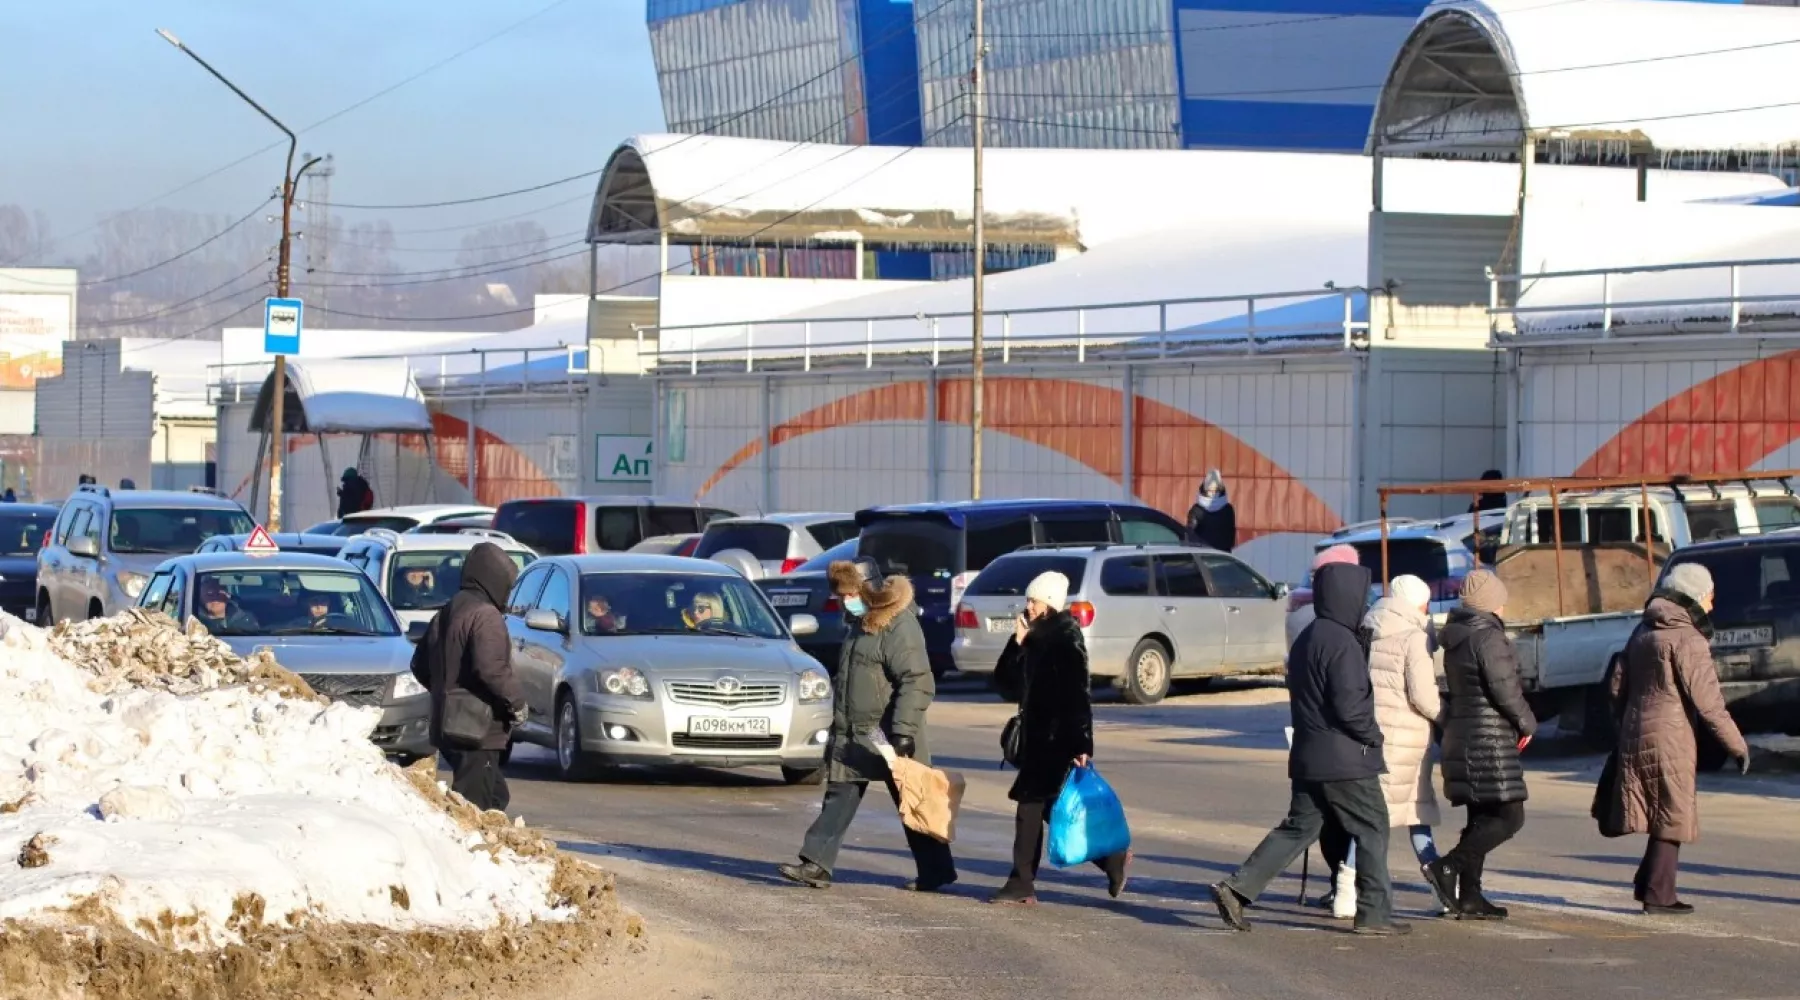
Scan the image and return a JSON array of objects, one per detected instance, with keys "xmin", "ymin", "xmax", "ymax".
[
  {"xmin": 778, "ymin": 560, "xmax": 956, "ymax": 893},
  {"xmin": 1186, "ymin": 468, "xmax": 1237, "ymax": 552}
]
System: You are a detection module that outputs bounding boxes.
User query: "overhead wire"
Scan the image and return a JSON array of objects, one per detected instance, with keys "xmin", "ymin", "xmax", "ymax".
[{"xmin": 83, "ymin": 257, "xmax": 275, "ymax": 329}]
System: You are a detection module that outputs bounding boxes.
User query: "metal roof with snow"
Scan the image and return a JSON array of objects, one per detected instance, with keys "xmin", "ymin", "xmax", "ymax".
[
  {"xmin": 1371, "ymin": 0, "xmax": 1800, "ymax": 162},
  {"xmin": 248, "ymin": 359, "xmax": 432, "ymax": 435}
]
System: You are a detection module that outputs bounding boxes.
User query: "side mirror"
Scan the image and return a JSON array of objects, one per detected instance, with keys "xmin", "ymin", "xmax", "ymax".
[
  {"xmin": 788, "ymin": 613, "xmax": 820, "ymax": 637},
  {"xmin": 67, "ymin": 535, "xmax": 99, "ymax": 559},
  {"xmin": 1273, "ymin": 582, "xmax": 1292, "ymax": 600},
  {"xmin": 406, "ymin": 620, "xmax": 429, "ymax": 644},
  {"xmin": 524, "ymin": 608, "xmax": 566, "ymax": 634}
]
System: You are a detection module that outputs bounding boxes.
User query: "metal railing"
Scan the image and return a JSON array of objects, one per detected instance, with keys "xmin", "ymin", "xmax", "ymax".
[
  {"xmin": 635, "ymin": 286, "xmax": 1371, "ymax": 375},
  {"xmin": 206, "ymin": 345, "xmax": 591, "ymax": 403},
  {"xmin": 1488, "ymin": 255, "xmax": 1800, "ymax": 340}
]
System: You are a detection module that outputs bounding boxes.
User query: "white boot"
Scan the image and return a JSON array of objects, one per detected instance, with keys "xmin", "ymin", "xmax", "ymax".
[{"xmin": 1332, "ymin": 865, "xmax": 1358, "ymax": 920}]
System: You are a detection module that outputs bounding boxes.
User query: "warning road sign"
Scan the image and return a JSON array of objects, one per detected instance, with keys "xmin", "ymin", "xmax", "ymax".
[{"xmin": 244, "ymin": 526, "xmax": 280, "ymax": 555}]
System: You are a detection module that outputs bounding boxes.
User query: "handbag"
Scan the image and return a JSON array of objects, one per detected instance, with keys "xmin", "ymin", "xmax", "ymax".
[
  {"xmin": 1591, "ymin": 749, "xmax": 1628, "ymax": 838},
  {"xmin": 998, "ymin": 637, "xmax": 1031, "ymax": 769},
  {"xmin": 439, "ymin": 688, "xmax": 494, "ymax": 751}
]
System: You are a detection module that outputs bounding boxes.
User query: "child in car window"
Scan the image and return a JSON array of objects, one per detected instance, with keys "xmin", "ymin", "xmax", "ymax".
[{"xmin": 585, "ymin": 594, "xmax": 621, "ymax": 633}]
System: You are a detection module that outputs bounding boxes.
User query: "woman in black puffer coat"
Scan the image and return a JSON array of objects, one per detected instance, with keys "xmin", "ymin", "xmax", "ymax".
[
  {"xmin": 1425, "ymin": 569, "xmax": 1537, "ymax": 921},
  {"xmin": 993, "ymin": 571, "xmax": 1129, "ymax": 905}
]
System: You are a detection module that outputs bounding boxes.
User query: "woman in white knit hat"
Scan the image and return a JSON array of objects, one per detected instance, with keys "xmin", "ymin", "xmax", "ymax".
[{"xmin": 991, "ymin": 570, "xmax": 1129, "ymax": 904}]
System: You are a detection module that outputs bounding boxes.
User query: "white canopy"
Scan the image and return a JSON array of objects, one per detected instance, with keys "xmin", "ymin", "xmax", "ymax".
[
  {"xmin": 1374, "ymin": 0, "xmax": 1800, "ymax": 157},
  {"xmin": 249, "ymin": 358, "xmax": 432, "ymax": 435}
]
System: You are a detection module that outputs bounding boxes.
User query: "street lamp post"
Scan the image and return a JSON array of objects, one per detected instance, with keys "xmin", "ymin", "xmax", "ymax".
[{"xmin": 157, "ymin": 29, "xmax": 319, "ymax": 531}]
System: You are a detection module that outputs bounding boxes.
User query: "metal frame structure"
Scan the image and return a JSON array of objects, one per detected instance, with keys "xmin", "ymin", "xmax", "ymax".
[
  {"xmin": 1377, "ymin": 469, "xmax": 1800, "ymax": 616},
  {"xmin": 206, "ymin": 346, "xmax": 590, "ymax": 404},
  {"xmin": 1488, "ymin": 255, "xmax": 1800, "ymax": 342}
]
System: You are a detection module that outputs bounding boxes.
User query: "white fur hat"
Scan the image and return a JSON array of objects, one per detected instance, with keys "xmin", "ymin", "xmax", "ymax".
[
  {"xmin": 1026, "ymin": 571, "xmax": 1070, "ymax": 612},
  {"xmin": 1391, "ymin": 574, "xmax": 1432, "ymax": 610},
  {"xmin": 1664, "ymin": 562, "xmax": 1715, "ymax": 604}
]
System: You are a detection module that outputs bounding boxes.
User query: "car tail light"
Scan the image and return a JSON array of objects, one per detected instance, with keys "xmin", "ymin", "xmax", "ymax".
[
  {"xmin": 1068, "ymin": 602, "xmax": 1096, "ymax": 628},
  {"xmin": 949, "ymin": 571, "xmax": 977, "ymax": 609},
  {"xmin": 41, "ymin": 530, "xmax": 52, "ymax": 549},
  {"xmin": 676, "ymin": 537, "xmax": 700, "ymax": 557},
  {"xmin": 823, "ymin": 595, "xmax": 841, "ymax": 613},
  {"xmin": 1287, "ymin": 589, "xmax": 1314, "ymax": 614},
  {"xmin": 779, "ymin": 557, "xmax": 804, "ymax": 575},
  {"xmin": 955, "ymin": 604, "xmax": 979, "ymax": 630}
]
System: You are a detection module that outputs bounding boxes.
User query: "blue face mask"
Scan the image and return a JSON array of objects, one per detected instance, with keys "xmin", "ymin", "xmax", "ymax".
[{"xmin": 842, "ymin": 597, "xmax": 866, "ymax": 616}]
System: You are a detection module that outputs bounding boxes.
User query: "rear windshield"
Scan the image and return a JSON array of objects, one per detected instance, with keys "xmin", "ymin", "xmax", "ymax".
[
  {"xmin": 693, "ymin": 522, "xmax": 791, "ymax": 561},
  {"xmin": 1342, "ymin": 539, "xmax": 1453, "ymax": 583},
  {"xmin": 806, "ymin": 520, "xmax": 860, "ymax": 549},
  {"xmin": 337, "ymin": 516, "xmax": 417, "ymax": 535},
  {"xmin": 967, "ymin": 555, "xmax": 1088, "ymax": 597},
  {"xmin": 495, "ymin": 501, "xmax": 578, "ymax": 555},
  {"xmin": 388, "ymin": 549, "xmax": 535, "ymax": 611},
  {"xmin": 860, "ymin": 518, "xmax": 960, "ymax": 580},
  {"xmin": 795, "ymin": 538, "xmax": 859, "ymax": 574},
  {"xmin": 0, "ymin": 511, "xmax": 53, "ymax": 556},
  {"xmin": 1664, "ymin": 543, "xmax": 1800, "ymax": 626},
  {"xmin": 111, "ymin": 507, "xmax": 256, "ymax": 555}
]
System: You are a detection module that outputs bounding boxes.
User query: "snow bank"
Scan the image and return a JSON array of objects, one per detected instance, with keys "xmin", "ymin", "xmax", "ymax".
[{"xmin": 0, "ymin": 611, "xmax": 570, "ymax": 951}]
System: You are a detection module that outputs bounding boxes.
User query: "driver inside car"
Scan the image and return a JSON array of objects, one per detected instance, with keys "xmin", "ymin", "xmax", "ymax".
[
  {"xmin": 302, "ymin": 591, "xmax": 337, "ymax": 629},
  {"xmin": 394, "ymin": 565, "xmax": 437, "ymax": 607},
  {"xmin": 682, "ymin": 591, "xmax": 725, "ymax": 630},
  {"xmin": 194, "ymin": 579, "xmax": 259, "ymax": 634}
]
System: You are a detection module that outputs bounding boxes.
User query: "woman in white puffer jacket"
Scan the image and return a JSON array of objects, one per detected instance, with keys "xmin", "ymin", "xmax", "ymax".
[{"xmin": 1344, "ymin": 575, "xmax": 1447, "ymax": 904}]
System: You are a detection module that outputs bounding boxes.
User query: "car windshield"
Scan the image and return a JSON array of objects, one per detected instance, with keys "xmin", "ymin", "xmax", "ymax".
[
  {"xmin": 794, "ymin": 538, "xmax": 859, "ymax": 574},
  {"xmin": 193, "ymin": 568, "xmax": 399, "ymax": 637},
  {"xmin": 859, "ymin": 517, "xmax": 959, "ymax": 579},
  {"xmin": 110, "ymin": 507, "xmax": 256, "ymax": 554},
  {"xmin": 578, "ymin": 572, "xmax": 785, "ymax": 639},
  {"xmin": 693, "ymin": 522, "xmax": 791, "ymax": 561},
  {"xmin": 388, "ymin": 549, "xmax": 534, "ymax": 611},
  {"xmin": 0, "ymin": 511, "xmax": 53, "ymax": 556},
  {"xmin": 1665, "ymin": 543, "xmax": 1800, "ymax": 626},
  {"xmin": 337, "ymin": 516, "xmax": 418, "ymax": 535}
]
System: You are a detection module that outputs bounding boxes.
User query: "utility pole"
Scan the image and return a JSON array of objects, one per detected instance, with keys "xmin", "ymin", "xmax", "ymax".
[
  {"xmin": 159, "ymin": 29, "xmax": 320, "ymax": 531},
  {"xmin": 969, "ymin": 0, "xmax": 987, "ymax": 500}
]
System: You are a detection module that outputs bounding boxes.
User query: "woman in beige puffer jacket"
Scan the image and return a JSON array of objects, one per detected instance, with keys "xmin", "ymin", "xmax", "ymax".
[{"xmin": 1359, "ymin": 576, "xmax": 1445, "ymax": 869}]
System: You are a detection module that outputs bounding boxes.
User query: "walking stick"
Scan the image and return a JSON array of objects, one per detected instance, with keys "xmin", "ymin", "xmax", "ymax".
[{"xmin": 1298, "ymin": 847, "xmax": 1311, "ymax": 906}]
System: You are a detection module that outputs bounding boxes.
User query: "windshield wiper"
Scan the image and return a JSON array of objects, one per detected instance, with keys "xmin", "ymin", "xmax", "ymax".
[
  {"xmin": 696, "ymin": 620, "xmax": 760, "ymax": 638},
  {"xmin": 267, "ymin": 625, "xmax": 384, "ymax": 637}
]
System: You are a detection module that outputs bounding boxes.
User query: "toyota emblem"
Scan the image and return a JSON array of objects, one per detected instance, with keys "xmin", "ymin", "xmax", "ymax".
[{"xmin": 715, "ymin": 676, "xmax": 742, "ymax": 694}]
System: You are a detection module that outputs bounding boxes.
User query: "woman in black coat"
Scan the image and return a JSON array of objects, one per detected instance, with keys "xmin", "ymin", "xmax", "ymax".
[
  {"xmin": 1185, "ymin": 468, "xmax": 1237, "ymax": 552},
  {"xmin": 993, "ymin": 571, "xmax": 1129, "ymax": 905},
  {"xmin": 1424, "ymin": 569, "xmax": 1537, "ymax": 920}
]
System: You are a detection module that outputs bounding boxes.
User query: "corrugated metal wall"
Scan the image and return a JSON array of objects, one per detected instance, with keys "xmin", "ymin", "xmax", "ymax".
[
  {"xmin": 1512, "ymin": 338, "xmax": 1800, "ymax": 479},
  {"xmin": 33, "ymin": 340, "xmax": 153, "ymax": 498}
]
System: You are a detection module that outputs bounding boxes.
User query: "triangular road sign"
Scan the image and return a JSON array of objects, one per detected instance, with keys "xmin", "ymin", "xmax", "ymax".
[{"xmin": 244, "ymin": 525, "xmax": 280, "ymax": 555}]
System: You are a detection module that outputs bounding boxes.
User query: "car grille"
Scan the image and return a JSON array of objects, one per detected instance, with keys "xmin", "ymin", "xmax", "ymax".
[
  {"xmin": 300, "ymin": 673, "xmax": 388, "ymax": 708},
  {"xmin": 670, "ymin": 734, "xmax": 784, "ymax": 751},
  {"xmin": 666, "ymin": 681, "xmax": 785, "ymax": 709}
]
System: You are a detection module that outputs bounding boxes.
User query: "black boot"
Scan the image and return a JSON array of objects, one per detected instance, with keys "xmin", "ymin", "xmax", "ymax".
[
  {"xmin": 1457, "ymin": 859, "xmax": 1507, "ymax": 920},
  {"xmin": 991, "ymin": 878, "xmax": 1037, "ymax": 905},
  {"xmin": 1102, "ymin": 851, "xmax": 1131, "ymax": 899},
  {"xmin": 776, "ymin": 861, "xmax": 832, "ymax": 889},
  {"xmin": 1423, "ymin": 858, "xmax": 1462, "ymax": 917}
]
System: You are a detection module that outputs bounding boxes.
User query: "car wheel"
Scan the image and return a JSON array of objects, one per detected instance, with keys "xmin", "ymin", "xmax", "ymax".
[
  {"xmin": 1119, "ymin": 638, "xmax": 1172, "ymax": 705},
  {"xmin": 554, "ymin": 694, "xmax": 602, "ymax": 782},
  {"xmin": 86, "ymin": 600, "xmax": 103, "ymax": 621},
  {"xmin": 35, "ymin": 592, "xmax": 51, "ymax": 626},
  {"xmin": 781, "ymin": 765, "xmax": 825, "ymax": 786}
]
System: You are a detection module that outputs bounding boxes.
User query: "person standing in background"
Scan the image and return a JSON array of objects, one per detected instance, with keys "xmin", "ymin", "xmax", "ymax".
[
  {"xmin": 1186, "ymin": 469, "xmax": 1237, "ymax": 552},
  {"xmin": 337, "ymin": 467, "xmax": 375, "ymax": 517},
  {"xmin": 1611, "ymin": 563, "xmax": 1750, "ymax": 916},
  {"xmin": 1470, "ymin": 470, "xmax": 1507, "ymax": 514},
  {"xmin": 1427, "ymin": 569, "xmax": 1535, "ymax": 920}
]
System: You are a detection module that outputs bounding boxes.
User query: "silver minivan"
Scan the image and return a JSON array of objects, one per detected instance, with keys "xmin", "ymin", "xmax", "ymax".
[{"xmin": 952, "ymin": 544, "xmax": 1289, "ymax": 705}]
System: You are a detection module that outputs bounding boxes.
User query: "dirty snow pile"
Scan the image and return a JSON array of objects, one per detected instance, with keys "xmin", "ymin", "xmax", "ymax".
[{"xmin": 0, "ymin": 610, "xmax": 572, "ymax": 950}]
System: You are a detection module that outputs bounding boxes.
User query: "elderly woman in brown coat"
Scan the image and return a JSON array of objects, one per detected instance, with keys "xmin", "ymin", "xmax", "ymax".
[{"xmin": 1612, "ymin": 562, "xmax": 1750, "ymax": 916}]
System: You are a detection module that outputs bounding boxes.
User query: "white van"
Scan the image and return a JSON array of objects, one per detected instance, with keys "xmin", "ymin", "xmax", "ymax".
[{"xmin": 1503, "ymin": 483, "xmax": 1800, "ymax": 549}]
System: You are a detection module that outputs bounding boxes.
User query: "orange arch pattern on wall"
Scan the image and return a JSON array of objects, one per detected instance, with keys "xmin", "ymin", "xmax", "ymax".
[
  {"xmin": 696, "ymin": 377, "xmax": 1341, "ymax": 546},
  {"xmin": 1575, "ymin": 350, "xmax": 1800, "ymax": 478}
]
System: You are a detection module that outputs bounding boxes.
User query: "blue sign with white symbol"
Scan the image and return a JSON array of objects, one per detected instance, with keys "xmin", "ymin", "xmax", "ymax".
[{"xmin": 264, "ymin": 297, "xmax": 303, "ymax": 355}]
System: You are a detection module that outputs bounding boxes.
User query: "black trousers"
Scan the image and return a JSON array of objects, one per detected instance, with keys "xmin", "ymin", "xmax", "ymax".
[
  {"xmin": 1222, "ymin": 777, "xmax": 1395, "ymax": 926},
  {"xmin": 1443, "ymin": 801, "xmax": 1525, "ymax": 891},
  {"xmin": 800, "ymin": 780, "xmax": 957, "ymax": 883},
  {"xmin": 1634, "ymin": 838, "xmax": 1681, "ymax": 906},
  {"xmin": 1004, "ymin": 799, "xmax": 1124, "ymax": 893},
  {"xmin": 447, "ymin": 749, "xmax": 511, "ymax": 813}
]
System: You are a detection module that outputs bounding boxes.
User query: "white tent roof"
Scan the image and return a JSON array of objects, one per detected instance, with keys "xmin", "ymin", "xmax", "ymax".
[
  {"xmin": 1375, "ymin": 0, "xmax": 1800, "ymax": 156},
  {"xmin": 250, "ymin": 359, "xmax": 431, "ymax": 434}
]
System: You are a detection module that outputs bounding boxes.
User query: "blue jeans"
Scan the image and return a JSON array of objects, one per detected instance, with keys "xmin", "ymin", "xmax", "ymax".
[{"xmin": 1344, "ymin": 825, "xmax": 1438, "ymax": 869}]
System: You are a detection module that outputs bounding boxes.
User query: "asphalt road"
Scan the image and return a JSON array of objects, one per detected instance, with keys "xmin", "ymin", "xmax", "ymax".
[{"xmin": 506, "ymin": 681, "xmax": 1800, "ymax": 1000}]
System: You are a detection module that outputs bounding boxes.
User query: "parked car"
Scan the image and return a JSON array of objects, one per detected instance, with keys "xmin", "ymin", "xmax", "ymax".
[
  {"xmin": 330, "ymin": 505, "xmax": 495, "ymax": 536},
  {"xmin": 856, "ymin": 500, "xmax": 1187, "ymax": 677},
  {"xmin": 630, "ymin": 533, "xmax": 701, "ymax": 557},
  {"xmin": 492, "ymin": 496, "xmax": 736, "ymax": 555},
  {"xmin": 692, "ymin": 513, "xmax": 859, "ymax": 580},
  {"xmin": 500, "ymin": 554, "xmax": 831, "ymax": 784},
  {"xmin": 756, "ymin": 538, "xmax": 861, "ymax": 670},
  {"xmin": 336, "ymin": 528, "xmax": 537, "ymax": 628},
  {"xmin": 0, "ymin": 504, "xmax": 59, "ymax": 622},
  {"xmin": 953, "ymin": 544, "xmax": 1289, "ymax": 704},
  {"xmin": 404, "ymin": 514, "xmax": 495, "ymax": 535},
  {"xmin": 1288, "ymin": 511, "xmax": 1504, "ymax": 647},
  {"xmin": 304, "ymin": 520, "xmax": 343, "ymax": 535},
  {"xmin": 38, "ymin": 485, "xmax": 256, "ymax": 623},
  {"xmin": 135, "ymin": 551, "xmax": 431, "ymax": 760},
  {"xmin": 196, "ymin": 532, "xmax": 351, "ymax": 558},
  {"xmin": 1504, "ymin": 482, "xmax": 1800, "ymax": 548}
]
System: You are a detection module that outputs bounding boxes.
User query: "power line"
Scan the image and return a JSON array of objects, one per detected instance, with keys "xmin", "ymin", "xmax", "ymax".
[
  {"xmin": 1, "ymin": 200, "xmax": 273, "ymax": 288},
  {"xmin": 83, "ymin": 258, "xmax": 273, "ymax": 329},
  {"xmin": 314, "ymin": 167, "xmax": 603, "ymax": 211},
  {"xmin": 305, "ymin": 243, "xmax": 589, "ymax": 289}
]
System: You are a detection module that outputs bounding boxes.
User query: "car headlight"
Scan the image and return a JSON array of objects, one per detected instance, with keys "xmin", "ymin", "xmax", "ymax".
[
  {"xmin": 600, "ymin": 666, "xmax": 652, "ymax": 700},
  {"xmin": 389, "ymin": 673, "xmax": 428, "ymax": 699},
  {"xmin": 797, "ymin": 668, "xmax": 832, "ymax": 704},
  {"xmin": 118, "ymin": 571, "xmax": 149, "ymax": 599}
]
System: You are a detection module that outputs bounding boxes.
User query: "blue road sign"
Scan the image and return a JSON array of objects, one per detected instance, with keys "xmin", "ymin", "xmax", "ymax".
[{"xmin": 264, "ymin": 297, "xmax": 303, "ymax": 355}]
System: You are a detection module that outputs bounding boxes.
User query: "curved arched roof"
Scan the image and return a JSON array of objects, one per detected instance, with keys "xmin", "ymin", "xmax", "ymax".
[{"xmin": 1370, "ymin": 0, "xmax": 1800, "ymax": 160}]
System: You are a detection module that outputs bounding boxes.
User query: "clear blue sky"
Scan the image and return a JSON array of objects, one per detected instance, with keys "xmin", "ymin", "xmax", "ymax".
[{"xmin": 7, "ymin": 0, "xmax": 665, "ymax": 257}]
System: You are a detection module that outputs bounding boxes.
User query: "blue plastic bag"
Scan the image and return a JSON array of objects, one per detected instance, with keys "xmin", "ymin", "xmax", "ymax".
[{"xmin": 1046, "ymin": 764, "xmax": 1131, "ymax": 868}]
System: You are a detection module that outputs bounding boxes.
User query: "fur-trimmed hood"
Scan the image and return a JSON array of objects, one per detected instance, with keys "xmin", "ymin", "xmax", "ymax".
[{"xmin": 860, "ymin": 575, "xmax": 915, "ymax": 633}]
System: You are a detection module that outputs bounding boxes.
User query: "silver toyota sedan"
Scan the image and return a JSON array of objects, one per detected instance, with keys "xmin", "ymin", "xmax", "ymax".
[{"xmin": 501, "ymin": 554, "xmax": 834, "ymax": 784}]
